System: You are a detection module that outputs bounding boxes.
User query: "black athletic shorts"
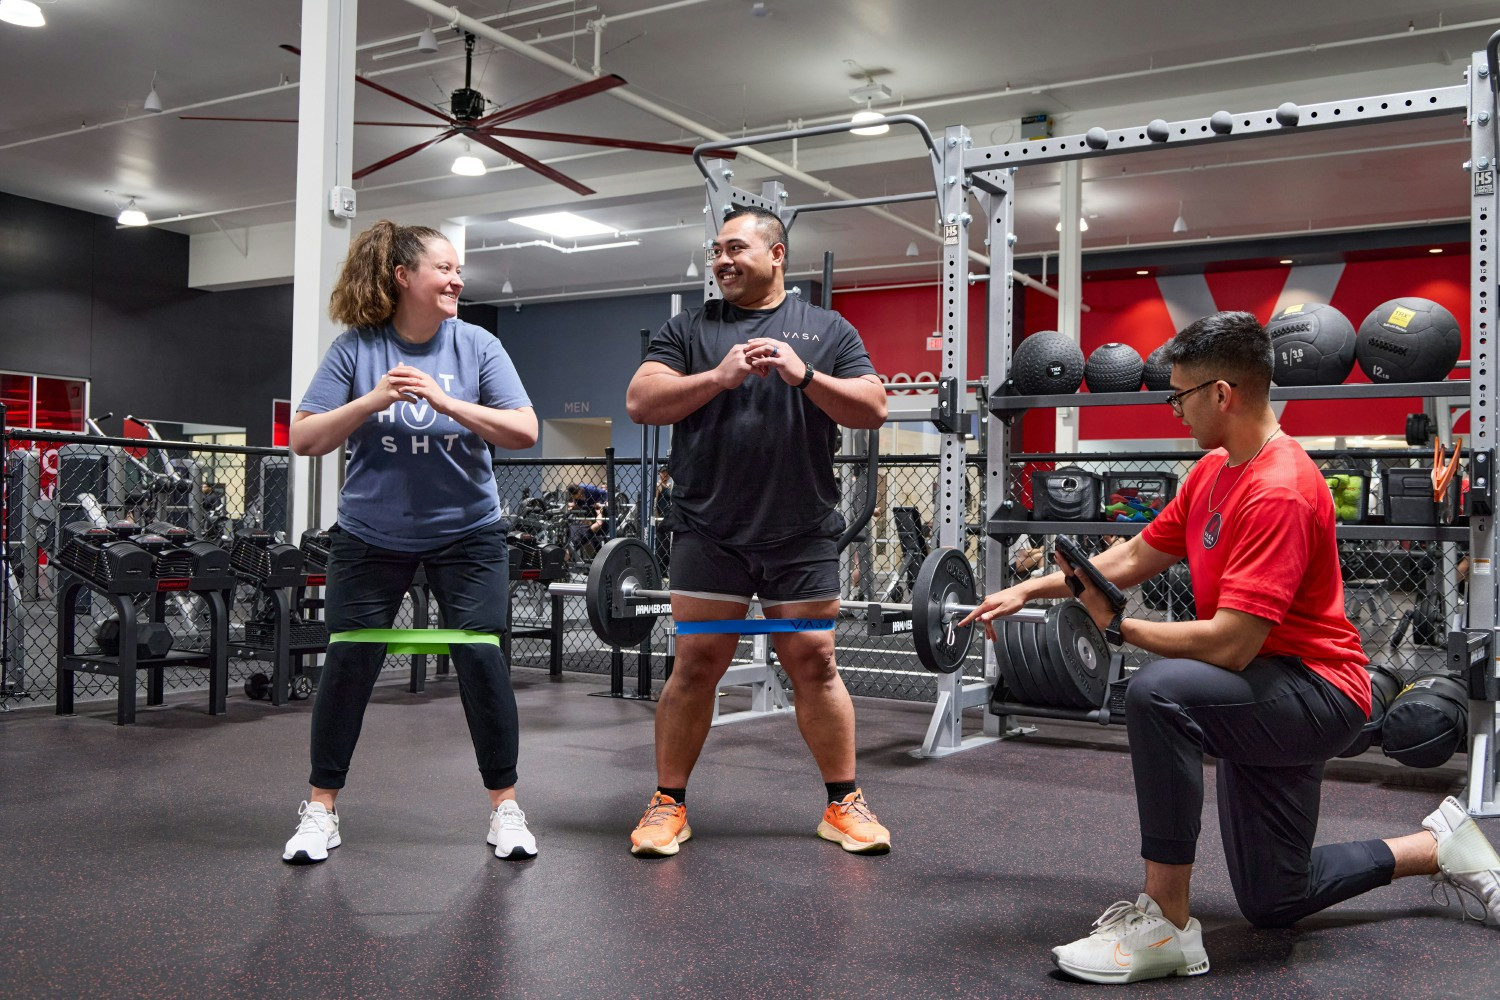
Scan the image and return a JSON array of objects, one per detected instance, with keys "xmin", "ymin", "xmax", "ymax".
[{"xmin": 668, "ymin": 528, "xmax": 841, "ymax": 606}]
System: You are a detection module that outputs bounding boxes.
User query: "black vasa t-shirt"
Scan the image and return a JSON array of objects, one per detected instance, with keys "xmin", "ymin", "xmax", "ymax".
[{"xmin": 644, "ymin": 295, "xmax": 876, "ymax": 548}]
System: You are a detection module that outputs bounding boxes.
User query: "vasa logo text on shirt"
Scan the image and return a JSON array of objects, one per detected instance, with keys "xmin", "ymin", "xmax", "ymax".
[{"xmin": 780, "ymin": 331, "xmax": 820, "ymax": 341}]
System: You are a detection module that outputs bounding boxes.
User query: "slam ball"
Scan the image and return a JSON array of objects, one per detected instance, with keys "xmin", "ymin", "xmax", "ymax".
[
  {"xmin": 1267, "ymin": 302, "xmax": 1357, "ymax": 386},
  {"xmin": 1142, "ymin": 344, "xmax": 1174, "ymax": 391},
  {"xmin": 1084, "ymin": 342, "xmax": 1144, "ymax": 393},
  {"xmin": 1010, "ymin": 330, "xmax": 1085, "ymax": 395},
  {"xmin": 1355, "ymin": 298, "xmax": 1462, "ymax": 384}
]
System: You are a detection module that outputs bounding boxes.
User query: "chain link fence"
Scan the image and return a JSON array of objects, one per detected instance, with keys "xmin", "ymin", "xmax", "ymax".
[{"xmin": 4, "ymin": 430, "xmax": 1466, "ymax": 716}]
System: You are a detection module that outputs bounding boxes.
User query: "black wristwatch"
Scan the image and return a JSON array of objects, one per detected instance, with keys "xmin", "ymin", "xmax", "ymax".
[
  {"xmin": 796, "ymin": 361, "xmax": 815, "ymax": 389},
  {"xmin": 1105, "ymin": 611, "xmax": 1125, "ymax": 647}
]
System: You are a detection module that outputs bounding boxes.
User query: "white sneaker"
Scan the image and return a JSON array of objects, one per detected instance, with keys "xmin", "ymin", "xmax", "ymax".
[
  {"xmin": 1423, "ymin": 795, "xmax": 1500, "ymax": 924},
  {"xmin": 487, "ymin": 799, "xmax": 538, "ymax": 860},
  {"xmin": 1052, "ymin": 893, "xmax": 1211, "ymax": 984},
  {"xmin": 282, "ymin": 800, "xmax": 340, "ymax": 864}
]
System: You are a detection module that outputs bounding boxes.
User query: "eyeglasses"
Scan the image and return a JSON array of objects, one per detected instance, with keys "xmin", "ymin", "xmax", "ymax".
[{"xmin": 1165, "ymin": 379, "xmax": 1236, "ymax": 415}]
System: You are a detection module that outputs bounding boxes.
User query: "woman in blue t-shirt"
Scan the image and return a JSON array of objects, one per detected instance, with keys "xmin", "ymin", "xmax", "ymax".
[{"xmin": 280, "ymin": 220, "xmax": 540, "ymax": 865}]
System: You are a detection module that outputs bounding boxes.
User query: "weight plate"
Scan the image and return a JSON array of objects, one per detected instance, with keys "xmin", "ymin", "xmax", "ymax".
[
  {"xmin": 1019, "ymin": 615, "xmax": 1064, "ymax": 707},
  {"xmin": 585, "ymin": 538, "xmax": 663, "ymax": 648},
  {"xmin": 997, "ymin": 617, "xmax": 1035, "ymax": 703},
  {"xmin": 912, "ymin": 547, "xmax": 977, "ymax": 674},
  {"xmin": 290, "ymin": 674, "xmax": 313, "ymax": 701},
  {"xmin": 1043, "ymin": 601, "xmax": 1109, "ymax": 709},
  {"xmin": 1013, "ymin": 617, "xmax": 1050, "ymax": 705},
  {"xmin": 244, "ymin": 672, "xmax": 271, "ymax": 701}
]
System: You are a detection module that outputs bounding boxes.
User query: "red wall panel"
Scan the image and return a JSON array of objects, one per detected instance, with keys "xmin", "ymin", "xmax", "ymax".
[{"xmin": 836, "ymin": 252, "xmax": 1470, "ymax": 444}]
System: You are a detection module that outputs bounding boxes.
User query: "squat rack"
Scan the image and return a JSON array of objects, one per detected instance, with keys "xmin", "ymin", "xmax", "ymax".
[
  {"xmin": 689, "ymin": 116, "xmax": 984, "ymax": 747},
  {"xmin": 966, "ymin": 45, "xmax": 1500, "ymax": 812}
]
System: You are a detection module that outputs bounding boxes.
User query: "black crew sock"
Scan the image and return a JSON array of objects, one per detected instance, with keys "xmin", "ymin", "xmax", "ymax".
[
  {"xmin": 825, "ymin": 779, "xmax": 858, "ymax": 804},
  {"xmin": 657, "ymin": 786, "xmax": 686, "ymax": 804}
]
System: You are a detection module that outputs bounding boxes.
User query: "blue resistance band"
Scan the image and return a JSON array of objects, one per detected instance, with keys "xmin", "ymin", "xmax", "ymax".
[{"xmin": 674, "ymin": 618, "xmax": 835, "ymax": 636}]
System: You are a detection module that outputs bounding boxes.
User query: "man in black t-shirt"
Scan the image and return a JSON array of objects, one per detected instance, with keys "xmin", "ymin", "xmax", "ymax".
[{"xmin": 624, "ymin": 206, "xmax": 890, "ymax": 858}]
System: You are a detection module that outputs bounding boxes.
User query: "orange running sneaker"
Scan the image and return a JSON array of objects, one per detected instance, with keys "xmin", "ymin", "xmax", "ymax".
[
  {"xmin": 817, "ymin": 789, "xmax": 891, "ymax": 854},
  {"xmin": 630, "ymin": 792, "xmax": 692, "ymax": 857}
]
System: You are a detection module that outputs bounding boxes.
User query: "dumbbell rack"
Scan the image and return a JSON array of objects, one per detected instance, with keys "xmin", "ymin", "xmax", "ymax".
[
  {"xmin": 54, "ymin": 548, "xmax": 234, "ymax": 727},
  {"xmin": 228, "ymin": 534, "xmax": 327, "ymax": 706}
]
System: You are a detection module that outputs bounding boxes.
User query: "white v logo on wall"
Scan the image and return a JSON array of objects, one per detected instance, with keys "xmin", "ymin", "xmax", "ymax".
[{"xmin": 1156, "ymin": 262, "xmax": 1346, "ymax": 419}]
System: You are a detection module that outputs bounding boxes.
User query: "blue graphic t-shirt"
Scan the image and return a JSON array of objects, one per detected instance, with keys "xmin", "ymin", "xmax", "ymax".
[{"xmin": 297, "ymin": 318, "xmax": 531, "ymax": 551}]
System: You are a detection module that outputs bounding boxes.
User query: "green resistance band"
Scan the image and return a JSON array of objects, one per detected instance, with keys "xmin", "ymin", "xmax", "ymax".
[{"xmin": 327, "ymin": 629, "xmax": 500, "ymax": 655}]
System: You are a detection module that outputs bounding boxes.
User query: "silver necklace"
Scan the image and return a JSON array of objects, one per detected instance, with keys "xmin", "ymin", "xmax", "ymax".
[{"xmin": 1206, "ymin": 428, "xmax": 1281, "ymax": 515}]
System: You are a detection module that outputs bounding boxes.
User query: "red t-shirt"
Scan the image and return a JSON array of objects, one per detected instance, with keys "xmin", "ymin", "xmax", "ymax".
[{"xmin": 1139, "ymin": 435, "xmax": 1371, "ymax": 717}]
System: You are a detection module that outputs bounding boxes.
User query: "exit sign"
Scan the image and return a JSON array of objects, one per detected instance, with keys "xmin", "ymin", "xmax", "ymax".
[{"xmin": 926, "ymin": 336, "xmax": 943, "ymax": 351}]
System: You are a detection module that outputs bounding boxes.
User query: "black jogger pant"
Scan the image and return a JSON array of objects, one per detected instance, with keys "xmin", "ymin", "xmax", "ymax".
[
  {"xmin": 1124, "ymin": 655, "xmax": 1396, "ymax": 927},
  {"xmin": 308, "ymin": 522, "xmax": 518, "ymax": 791}
]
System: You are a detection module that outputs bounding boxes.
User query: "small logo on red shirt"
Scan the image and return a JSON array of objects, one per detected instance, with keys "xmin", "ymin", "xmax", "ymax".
[{"xmin": 1202, "ymin": 511, "xmax": 1223, "ymax": 549}]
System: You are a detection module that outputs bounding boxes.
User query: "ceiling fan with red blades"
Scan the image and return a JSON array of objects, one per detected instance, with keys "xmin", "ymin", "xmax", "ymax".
[{"xmin": 181, "ymin": 32, "xmax": 735, "ymax": 196}]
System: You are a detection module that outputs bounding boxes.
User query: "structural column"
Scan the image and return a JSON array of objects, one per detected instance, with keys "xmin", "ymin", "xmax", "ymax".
[{"xmin": 289, "ymin": 0, "xmax": 358, "ymax": 540}]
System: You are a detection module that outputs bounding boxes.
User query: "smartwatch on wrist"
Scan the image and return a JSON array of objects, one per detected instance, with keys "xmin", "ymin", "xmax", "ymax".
[
  {"xmin": 1105, "ymin": 611, "xmax": 1125, "ymax": 647},
  {"xmin": 797, "ymin": 362, "xmax": 815, "ymax": 390}
]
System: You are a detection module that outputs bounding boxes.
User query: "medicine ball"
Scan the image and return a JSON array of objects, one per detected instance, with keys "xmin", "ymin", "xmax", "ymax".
[
  {"xmin": 1142, "ymin": 344, "xmax": 1174, "ymax": 391},
  {"xmin": 1010, "ymin": 330, "xmax": 1085, "ymax": 396},
  {"xmin": 1267, "ymin": 302, "xmax": 1357, "ymax": 386},
  {"xmin": 1355, "ymin": 298, "xmax": 1462, "ymax": 384},
  {"xmin": 1336, "ymin": 661, "xmax": 1407, "ymax": 758},
  {"xmin": 1084, "ymin": 342, "xmax": 1145, "ymax": 393},
  {"xmin": 1382, "ymin": 671, "xmax": 1467, "ymax": 768}
]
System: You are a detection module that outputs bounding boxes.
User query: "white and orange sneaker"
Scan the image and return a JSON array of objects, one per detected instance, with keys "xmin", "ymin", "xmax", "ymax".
[
  {"xmin": 1052, "ymin": 894, "xmax": 1210, "ymax": 984},
  {"xmin": 816, "ymin": 789, "xmax": 891, "ymax": 855},
  {"xmin": 630, "ymin": 792, "xmax": 692, "ymax": 857}
]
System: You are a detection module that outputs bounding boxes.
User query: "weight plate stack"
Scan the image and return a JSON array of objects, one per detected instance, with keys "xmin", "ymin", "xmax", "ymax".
[
  {"xmin": 585, "ymin": 538, "xmax": 662, "ymax": 648},
  {"xmin": 1019, "ymin": 616, "xmax": 1064, "ymax": 707}
]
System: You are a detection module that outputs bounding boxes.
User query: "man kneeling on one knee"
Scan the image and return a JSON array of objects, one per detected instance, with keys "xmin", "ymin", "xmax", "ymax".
[{"xmin": 962, "ymin": 311, "xmax": 1500, "ymax": 984}]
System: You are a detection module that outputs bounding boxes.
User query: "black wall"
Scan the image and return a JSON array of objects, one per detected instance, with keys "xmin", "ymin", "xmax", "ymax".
[{"xmin": 1, "ymin": 191, "xmax": 295, "ymax": 445}]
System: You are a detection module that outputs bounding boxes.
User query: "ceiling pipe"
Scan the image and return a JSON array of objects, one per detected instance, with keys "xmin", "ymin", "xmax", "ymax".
[{"xmin": 762, "ymin": 16, "xmax": 1500, "ymax": 131}]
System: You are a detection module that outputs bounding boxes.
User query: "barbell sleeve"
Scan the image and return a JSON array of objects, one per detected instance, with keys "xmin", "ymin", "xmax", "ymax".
[{"xmin": 548, "ymin": 581, "xmax": 1050, "ymax": 625}]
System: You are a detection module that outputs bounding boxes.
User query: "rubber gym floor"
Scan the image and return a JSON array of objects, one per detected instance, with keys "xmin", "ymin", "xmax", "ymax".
[{"xmin": 4, "ymin": 666, "xmax": 1498, "ymax": 999}]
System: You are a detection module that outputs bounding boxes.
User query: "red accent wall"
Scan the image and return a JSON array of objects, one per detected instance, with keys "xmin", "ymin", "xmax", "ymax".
[{"xmin": 834, "ymin": 253, "xmax": 1470, "ymax": 444}]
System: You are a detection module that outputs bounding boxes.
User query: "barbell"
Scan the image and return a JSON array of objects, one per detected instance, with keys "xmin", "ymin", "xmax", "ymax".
[{"xmin": 550, "ymin": 537, "xmax": 1121, "ymax": 703}]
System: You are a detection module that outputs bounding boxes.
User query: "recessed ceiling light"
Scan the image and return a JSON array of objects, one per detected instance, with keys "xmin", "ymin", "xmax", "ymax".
[
  {"xmin": 1054, "ymin": 218, "xmax": 1089, "ymax": 232},
  {"xmin": 0, "ymin": 0, "xmax": 46, "ymax": 27},
  {"xmin": 1278, "ymin": 258, "xmax": 1293, "ymax": 264},
  {"xmin": 1135, "ymin": 269, "xmax": 1149, "ymax": 275},
  {"xmin": 509, "ymin": 212, "xmax": 614, "ymax": 238},
  {"xmin": 1429, "ymin": 247, "xmax": 1444, "ymax": 254}
]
